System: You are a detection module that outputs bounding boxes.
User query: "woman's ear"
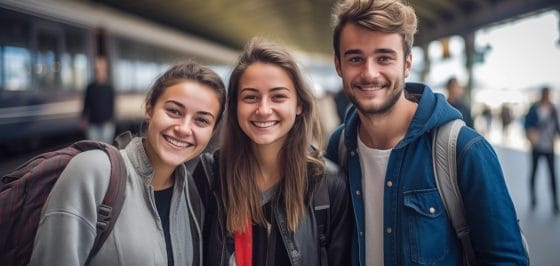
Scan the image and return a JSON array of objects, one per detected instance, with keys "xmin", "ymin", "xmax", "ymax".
[{"xmin": 145, "ymin": 105, "xmax": 153, "ymax": 122}]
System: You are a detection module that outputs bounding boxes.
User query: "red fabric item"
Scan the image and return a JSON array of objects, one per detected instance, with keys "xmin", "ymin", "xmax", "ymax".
[{"xmin": 234, "ymin": 218, "xmax": 253, "ymax": 266}]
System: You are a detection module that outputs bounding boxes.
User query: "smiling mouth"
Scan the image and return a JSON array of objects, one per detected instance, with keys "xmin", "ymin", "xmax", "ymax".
[
  {"xmin": 251, "ymin": 121, "xmax": 279, "ymax": 128},
  {"xmin": 163, "ymin": 135, "xmax": 193, "ymax": 148},
  {"xmin": 355, "ymin": 84, "xmax": 388, "ymax": 91}
]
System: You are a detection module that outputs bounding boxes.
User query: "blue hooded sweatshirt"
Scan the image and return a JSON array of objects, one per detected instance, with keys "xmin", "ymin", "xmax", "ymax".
[{"xmin": 326, "ymin": 83, "xmax": 528, "ymax": 266}]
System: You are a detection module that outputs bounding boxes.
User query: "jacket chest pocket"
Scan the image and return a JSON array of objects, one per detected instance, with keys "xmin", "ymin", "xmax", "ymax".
[{"xmin": 403, "ymin": 188, "xmax": 452, "ymax": 264}]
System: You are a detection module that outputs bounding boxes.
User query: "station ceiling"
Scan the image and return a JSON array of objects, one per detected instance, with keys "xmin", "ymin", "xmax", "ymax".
[{"xmin": 91, "ymin": 0, "xmax": 559, "ymax": 57}]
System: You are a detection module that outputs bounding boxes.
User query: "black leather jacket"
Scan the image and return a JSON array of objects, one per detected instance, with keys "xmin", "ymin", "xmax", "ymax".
[{"xmin": 193, "ymin": 152, "xmax": 352, "ymax": 266}]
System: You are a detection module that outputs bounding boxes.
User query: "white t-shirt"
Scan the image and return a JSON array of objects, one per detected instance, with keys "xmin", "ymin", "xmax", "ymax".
[{"xmin": 358, "ymin": 135, "xmax": 391, "ymax": 266}]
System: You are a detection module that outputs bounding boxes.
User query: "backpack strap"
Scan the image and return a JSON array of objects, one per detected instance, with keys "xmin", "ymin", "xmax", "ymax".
[
  {"xmin": 313, "ymin": 173, "xmax": 330, "ymax": 266},
  {"xmin": 113, "ymin": 131, "xmax": 133, "ymax": 149},
  {"xmin": 432, "ymin": 119, "xmax": 477, "ymax": 266},
  {"xmin": 73, "ymin": 141, "xmax": 127, "ymax": 264}
]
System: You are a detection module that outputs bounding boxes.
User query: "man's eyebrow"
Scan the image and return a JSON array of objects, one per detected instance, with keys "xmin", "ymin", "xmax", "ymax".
[
  {"xmin": 374, "ymin": 48, "xmax": 398, "ymax": 55},
  {"xmin": 343, "ymin": 49, "xmax": 363, "ymax": 57},
  {"xmin": 342, "ymin": 48, "xmax": 398, "ymax": 56}
]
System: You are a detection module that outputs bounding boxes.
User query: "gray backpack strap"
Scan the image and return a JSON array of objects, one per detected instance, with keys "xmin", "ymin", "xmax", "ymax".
[{"xmin": 432, "ymin": 119, "xmax": 478, "ymax": 266}]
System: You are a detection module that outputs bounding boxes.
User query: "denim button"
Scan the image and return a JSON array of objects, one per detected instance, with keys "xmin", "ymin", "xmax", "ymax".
[
  {"xmin": 386, "ymin": 180, "xmax": 393, "ymax": 187},
  {"xmin": 429, "ymin": 207, "xmax": 436, "ymax": 214},
  {"xmin": 356, "ymin": 190, "xmax": 361, "ymax": 196},
  {"xmin": 386, "ymin": 227, "xmax": 392, "ymax": 234}
]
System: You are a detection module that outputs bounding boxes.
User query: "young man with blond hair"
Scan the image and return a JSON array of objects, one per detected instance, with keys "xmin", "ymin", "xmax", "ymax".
[{"xmin": 326, "ymin": 0, "xmax": 529, "ymax": 265}]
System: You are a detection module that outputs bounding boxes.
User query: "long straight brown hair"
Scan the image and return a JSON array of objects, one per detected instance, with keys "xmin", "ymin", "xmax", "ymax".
[{"xmin": 220, "ymin": 38, "xmax": 324, "ymax": 233}]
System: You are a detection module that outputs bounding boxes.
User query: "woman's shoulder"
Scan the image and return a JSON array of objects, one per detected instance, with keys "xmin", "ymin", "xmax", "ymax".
[
  {"xmin": 42, "ymin": 149, "xmax": 113, "ymax": 214},
  {"xmin": 57, "ymin": 149, "xmax": 113, "ymax": 197},
  {"xmin": 65, "ymin": 149, "xmax": 112, "ymax": 177}
]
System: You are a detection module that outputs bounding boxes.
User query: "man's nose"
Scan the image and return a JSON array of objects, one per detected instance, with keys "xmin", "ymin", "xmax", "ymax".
[{"xmin": 361, "ymin": 59, "xmax": 380, "ymax": 80}]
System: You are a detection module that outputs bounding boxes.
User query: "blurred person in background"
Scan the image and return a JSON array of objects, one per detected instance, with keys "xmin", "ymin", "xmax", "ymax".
[
  {"xmin": 446, "ymin": 76, "xmax": 474, "ymax": 128},
  {"xmin": 524, "ymin": 86, "xmax": 560, "ymax": 214},
  {"xmin": 80, "ymin": 56, "xmax": 116, "ymax": 144},
  {"xmin": 481, "ymin": 104, "xmax": 493, "ymax": 137},
  {"xmin": 500, "ymin": 103, "xmax": 514, "ymax": 138}
]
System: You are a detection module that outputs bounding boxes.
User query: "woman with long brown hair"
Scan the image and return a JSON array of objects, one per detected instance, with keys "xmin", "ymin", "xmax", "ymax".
[{"xmin": 194, "ymin": 38, "xmax": 351, "ymax": 266}]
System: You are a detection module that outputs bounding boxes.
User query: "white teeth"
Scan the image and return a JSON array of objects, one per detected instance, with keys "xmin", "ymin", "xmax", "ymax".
[
  {"xmin": 164, "ymin": 135, "xmax": 191, "ymax": 148},
  {"xmin": 358, "ymin": 85, "xmax": 384, "ymax": 91},
  {"xmin": 252, "ymin": 121, "xmax": 277, "ymax": 128}
]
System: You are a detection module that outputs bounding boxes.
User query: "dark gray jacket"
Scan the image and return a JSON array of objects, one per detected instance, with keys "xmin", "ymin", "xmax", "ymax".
[{"xmin": 193, "ymin": 151, "xmax": 352, "ymax": 266}]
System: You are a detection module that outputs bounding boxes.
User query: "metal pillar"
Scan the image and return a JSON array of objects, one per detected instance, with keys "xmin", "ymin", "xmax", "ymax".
[
  {"xmin": 463, "ymin": 32, "xmax": 475, "ymax": 106},
  {"xmin": 419, "ymin": 44, "xmax": 431, "ymax": 83}
]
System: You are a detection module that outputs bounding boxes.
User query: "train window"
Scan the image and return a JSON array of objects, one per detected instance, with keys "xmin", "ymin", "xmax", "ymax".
[
  {"xmin": 3, "ymin": 47, "xmax": 32, "ymax": 91},
  {"xmin": 61, "ymin": 28, "xmax": 90, "ymax": 91},
  {"xmin": 115, "ymin": 59, "xmax": 133, "ymax": 91},
  {"xmin": 113, "ymin": 37, "xmax": 190, "ymax": 92},
  {"xmin": 35, "ymin": 29, "xmax": 63, "ymax": 91},
  {"xmin": 0, "ymin": 14, "xmax": 32, "ymax": 92}
]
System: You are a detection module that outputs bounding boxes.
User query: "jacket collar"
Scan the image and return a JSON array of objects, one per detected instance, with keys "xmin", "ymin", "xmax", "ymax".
[{"xmin": 343, "ymin": 83, "xmax": 462, "ymax": 151}]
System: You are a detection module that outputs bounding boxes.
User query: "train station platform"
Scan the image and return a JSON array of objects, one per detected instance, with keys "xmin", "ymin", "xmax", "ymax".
[
  {"xmin": 0, "ymin": 119, "xmax": 558, "ymax": 265},
  {"xmin": 486, "ymin": 120, "xmax": 560, "ymax": 266}
]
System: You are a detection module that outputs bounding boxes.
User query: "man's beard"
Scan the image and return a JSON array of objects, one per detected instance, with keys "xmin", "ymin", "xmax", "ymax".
[{"xmin": 348, "ymin": 80, "xmax": 404, "ymax": 116}]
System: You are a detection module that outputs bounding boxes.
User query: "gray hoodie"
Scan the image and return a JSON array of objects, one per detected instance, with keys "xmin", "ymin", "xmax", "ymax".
[{"xmin": 30, "ymin": 137, "xmax": 203, "ymax": 265}]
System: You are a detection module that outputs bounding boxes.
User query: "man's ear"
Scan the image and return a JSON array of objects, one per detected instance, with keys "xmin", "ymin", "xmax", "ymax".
[
  {"xmin": 404, "ymin": 53, "xmax": 412, "ymax": 78},
  {"xmin": 334, "ymin": 55, "xmax": 342, "ymax": 77}
]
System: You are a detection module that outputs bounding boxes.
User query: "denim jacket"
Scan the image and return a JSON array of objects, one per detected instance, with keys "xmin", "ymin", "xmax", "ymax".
[{"xmin": 326, "ymin": 83, "xmax": 529, "ymax": 266}]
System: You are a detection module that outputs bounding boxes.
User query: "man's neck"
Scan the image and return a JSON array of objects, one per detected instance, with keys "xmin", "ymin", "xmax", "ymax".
[{"xmin": 358, "ymin": 93, "xmax": 417, "ymax": 150}]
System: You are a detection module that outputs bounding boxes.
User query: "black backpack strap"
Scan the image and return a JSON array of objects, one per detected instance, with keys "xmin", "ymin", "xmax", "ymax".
[
  {"xmin": 313, "ymin": 174, "xmax": 330, "ymax": 266},
  {"xmin": 85, "ymin": 143, "xmax": 127, "ymax": 264}
]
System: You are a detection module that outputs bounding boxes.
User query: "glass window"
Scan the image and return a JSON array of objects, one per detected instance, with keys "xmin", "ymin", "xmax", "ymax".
[
  {"xmin": 115, "ymin": 59, "xmax": 133, "ymax": 91},
  {"xmin": 113, "ymin": 37, "xmax": 196, "ymax": 92},
  {"xmin": 0, "ymin": 14, "xmax": 31, "ymax": 91},
  {"xmin": 35, "ymin": 31, "xmax": 62, "ymax": 90},
  {"xmin": 61, "ymin": 28, "xmax": 90, "ymax": 91},
  {"xmin": 4, "ymin": 46, "xmax": 32, "ymax": 91}
]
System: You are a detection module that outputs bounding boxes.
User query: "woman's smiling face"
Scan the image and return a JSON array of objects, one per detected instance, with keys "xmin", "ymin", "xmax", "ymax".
[
  {"xmin": 144, "ymin": 80, "xmax": 220, "ymax": 170},
  {"xmin": 236, "ymin": 62, "xmax": 302, "ymax": 148}
]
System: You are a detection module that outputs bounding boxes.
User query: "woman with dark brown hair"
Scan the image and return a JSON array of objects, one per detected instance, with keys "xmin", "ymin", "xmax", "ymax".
[
  {"xmin": 194, "ymin": 38, "xmax": 352, "ymax": 266},
  {"xmin": 30, "ymin": 62, "xmax": 226, "ymax": 266}
]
